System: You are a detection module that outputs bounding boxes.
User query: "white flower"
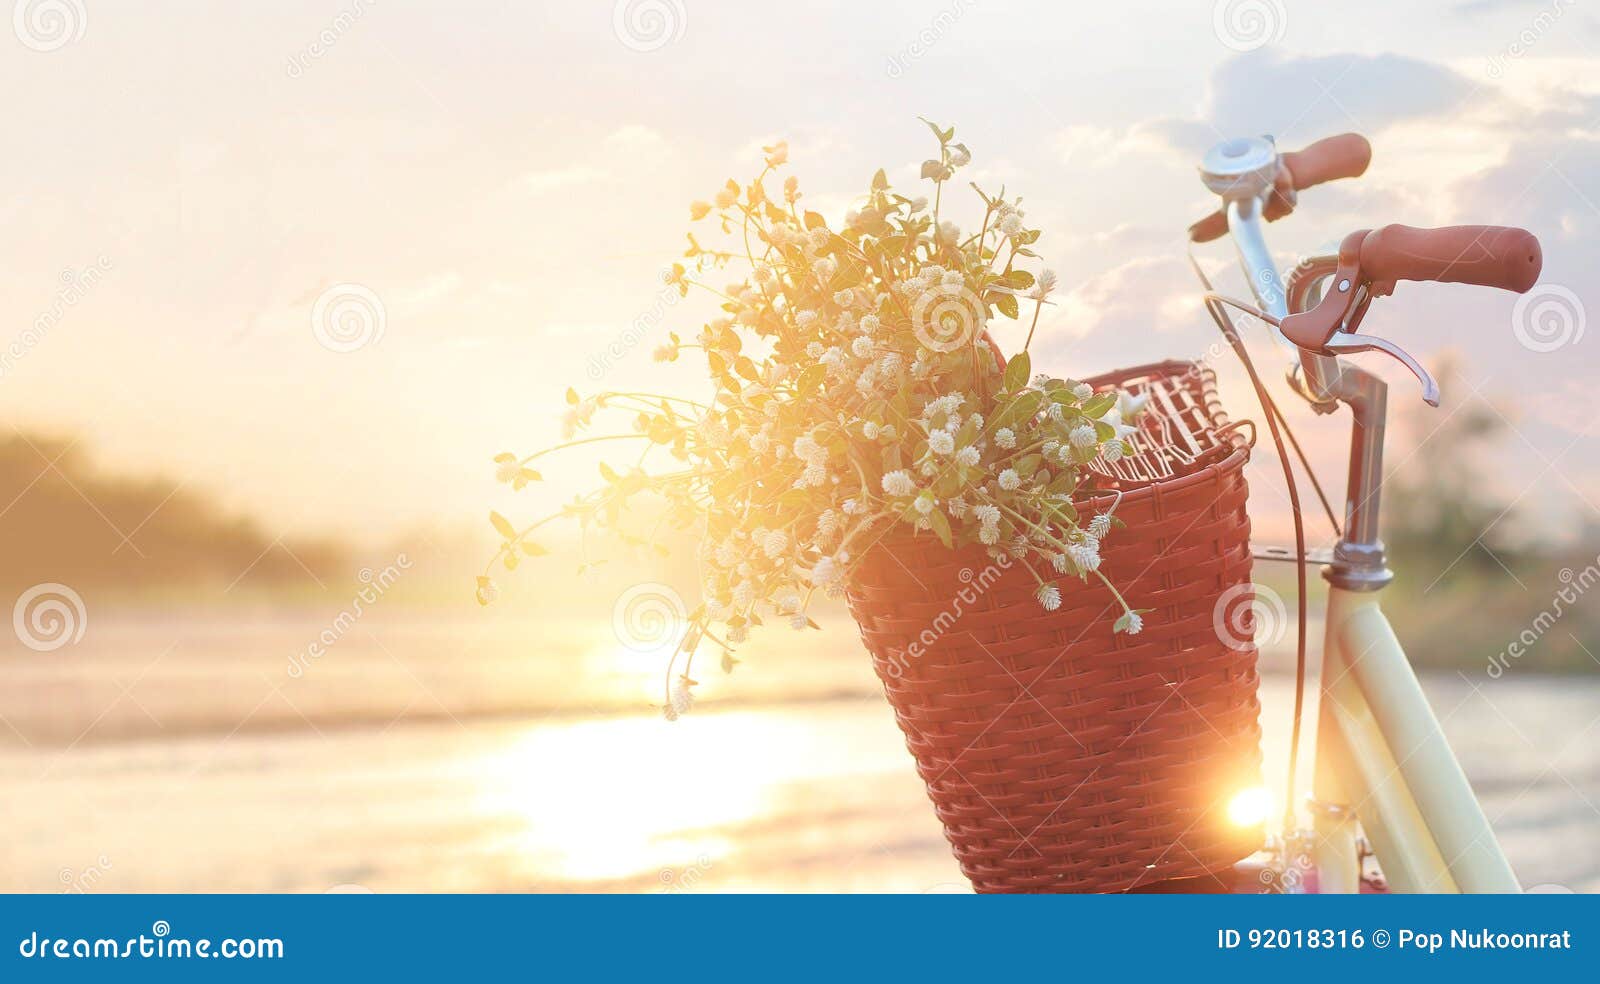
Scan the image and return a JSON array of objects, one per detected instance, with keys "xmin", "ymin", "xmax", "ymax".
[
  {"xmin": 1072, "ymin": 383, "xmax": 1094, "ymax": 402},
  {"xmin": 1069, "ymin": 424, "xmax": 1097, "ymax": 449},
  {"xmin": 909, "ymin": 196, "xmax": 928, "ymax": 212},
  {"xmin": 842, "ymin": 497, "xmax": 864, "ymax": 515},
  {"xmin": 1050, "ymin": 553, "xmax": 1069, "ymax": 574},
  {"xmin": 999, "ymin": 213, "xmax": 1023, "ymax": 237},
  {"xmin": 1068, "ymin": 541, "xmax": 1101, "ymax": 573},
  {"xmin": 881, "ymin": 470, "xmax": 915, "ymax": 497},
  {"xmin": 955, "ymin": 446, "xmax": 980, "ymax": 467},
  {"xmin": 1102, "ymin": 442, "xmax": 1126, "ymax": 464},
  {"xmin": 805, "ymin": 341, "xmax": 824, "ymax": 358},
  {"xmin": 928, "ymin": 430, "xmax": 955, "ymax": 455},
  {"xmin": 1036, "ymin": 583, "xmax": 1062, "ymax": 611},
  {"xmin": 1118, "ymin": 390, "xmax": 1151, "ymax": 420},
  {"xmin": 1088, "ymin": 514, "xmax": 1112, "ymax": 539},
  {"xmin": 979, "ymin": 526, "xmax": 1000, "ymax": 545},
  {"xmin": 665, "ymin": 675, "xmax": 696, "ymax": 720},
  {"xmin": 913, "ymin": 491, "xmax": 936, "ymax": 515},
  {"xmin": 1029, "ymin": 269, "xmax": 1058, "ymax": 300},
  {"xmin": 816, "ymin": 509, "xmax": 840, "ymax": 542},
  {"xmin": 727, "ymin": 623, "xmax": 749, "ymax": 644},
  {"xmin": 994, "ymin": 427, "xmax": 1016, "ymax": 449},
  {"xmin": 948, "ymin": 496, "xmax": 969, "ymax": 518},
  {"xmin": 761, "ymin": 530, "xmax": 788, "ymax": 558},
  {"xmin": 495, "ymin": 458, "xmax": 520, "ymax": 483},
  {"xmin": 789, "ymin": 613, "xmax": 807, "ymax": 630},
  {"xmin": 1119, "ymin": 611, "xmax": 1144, "ymax": 635},
  {"xmin": 973, "ymin": 504, "xmax": 1000, "ymax": 528},
  {"xmin": 936, "ymin": 220, "xmax": 960, "ymax": 245},
  {"xmin": 851, "ymin": 336, "xmax": 874, "ymax": 359},
  {"xmin": 948, "ymin": 145, "xmax": 972, "ymax": 167},
  {"xmin": 476, "ymin": 578, "xmax": 501, "ymax": 605},
  {"xmin": 998, "ymin": 468, "xmax": 1020, "ymax": 491},
  {"xmin": 859, "ymin": 314, "xmax": 880, "ymax": 335}
]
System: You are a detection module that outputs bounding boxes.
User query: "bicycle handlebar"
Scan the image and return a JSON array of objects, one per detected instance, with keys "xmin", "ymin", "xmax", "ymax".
[
  {"xmin": 1190, "ymin": 133, "xmax": 1371, "ymax": 243},
  {"xmin": 1359, "ymin": 224, "xmax": 1542, "ymax": 294},
  {"xmin": 1280, "ymin": 133, "xmax": 1372, "ymax": 192}
]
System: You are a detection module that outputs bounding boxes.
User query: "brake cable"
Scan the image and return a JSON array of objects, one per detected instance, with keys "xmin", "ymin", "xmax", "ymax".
[{"xmin": 1185, "ymin": 248, "xmax": 1341, "ymax": 840}]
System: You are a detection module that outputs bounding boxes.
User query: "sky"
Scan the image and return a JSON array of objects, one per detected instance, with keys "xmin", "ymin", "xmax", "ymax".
[{"xmin": 2, "ymin": 0, "xmax": 1598, "ymax": 551}]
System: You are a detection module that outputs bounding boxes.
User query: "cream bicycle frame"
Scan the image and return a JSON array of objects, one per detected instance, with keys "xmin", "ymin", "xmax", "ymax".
[{"xmin": 1220, "ymin": 194, "xmax": 1521, "ymax": 894}]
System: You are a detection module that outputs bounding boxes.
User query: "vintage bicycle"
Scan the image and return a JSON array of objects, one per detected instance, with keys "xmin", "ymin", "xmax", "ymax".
[{"xmin": 1185, "ymin": 131, "xmax": 1542, "ymax": 893}]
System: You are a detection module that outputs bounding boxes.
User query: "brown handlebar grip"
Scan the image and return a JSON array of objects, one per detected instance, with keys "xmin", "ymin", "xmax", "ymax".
[
  {"xmin": 1281, "ymin": 133, "xmax": 1371, "ymax": 191},
  {"xmin": 1359, "ymin": 224, "xmax": 1542, "ymax": 293}
]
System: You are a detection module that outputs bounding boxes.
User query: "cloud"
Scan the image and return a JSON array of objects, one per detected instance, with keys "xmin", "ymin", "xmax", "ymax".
[
  {"xmin": 518, "ymin": 166, "xmax": 605, "ymax": 195},
  {"xmin": 1143, "ymin": 49, "xmax": 1475, "ymax": 158}
]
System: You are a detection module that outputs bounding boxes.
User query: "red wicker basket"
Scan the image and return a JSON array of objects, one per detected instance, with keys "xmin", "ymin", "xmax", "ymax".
[{"xmin": 845, "ymin": 360, "xmax": 1263, "ymax": 893}]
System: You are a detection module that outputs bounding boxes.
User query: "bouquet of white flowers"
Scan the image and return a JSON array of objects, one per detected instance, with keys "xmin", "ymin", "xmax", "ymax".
[{"xmin": 480, "ymin": 121, "xmax": 1150, "ymax": 717}]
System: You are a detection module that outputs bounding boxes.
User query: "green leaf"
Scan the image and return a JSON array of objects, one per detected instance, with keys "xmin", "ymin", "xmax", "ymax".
[
  {"xmin": 871, "ymin": 168, "xmax": 889, "ymax": 192},
  {"xmin": 1081, "ymin": 392, "xmax": 1117, "ymax": 417},
  {"xmin": 520, "ymin": 540, "xmax": 548, "ymax": 557},
  {"xmin": 1003, "ymin": 350, "xmax": 1032, "ymax": 393},
  {"xmin": 803, "ymin": 210, "xmax": 827, "ymax": 230},
  {"xmin": 489, "ymin": 511, "xmax": 515, "ymax": 539},
  {"xmin": 598, "ymin": 461, "xmax": 620, "ymax": 484},
  {"xmin": 995, "ymin": 292, "xmax": 1019, "ymax": 320},
  {"xmin": 565, "ymin": 388, "xmax": 579, "ymax": 406},
  {"xmin": 493, "ymin": 452, "xmax": 515, "ymax": 463},
  {"xmin": 927, "ymin": 509, "xmax": 953, "ymax": 549}
]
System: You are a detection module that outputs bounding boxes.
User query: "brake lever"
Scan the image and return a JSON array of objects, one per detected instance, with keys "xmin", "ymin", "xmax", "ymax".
[{"xmin": 1280, "ymin": 229, "xmax": 1441, "ymax": 406}]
